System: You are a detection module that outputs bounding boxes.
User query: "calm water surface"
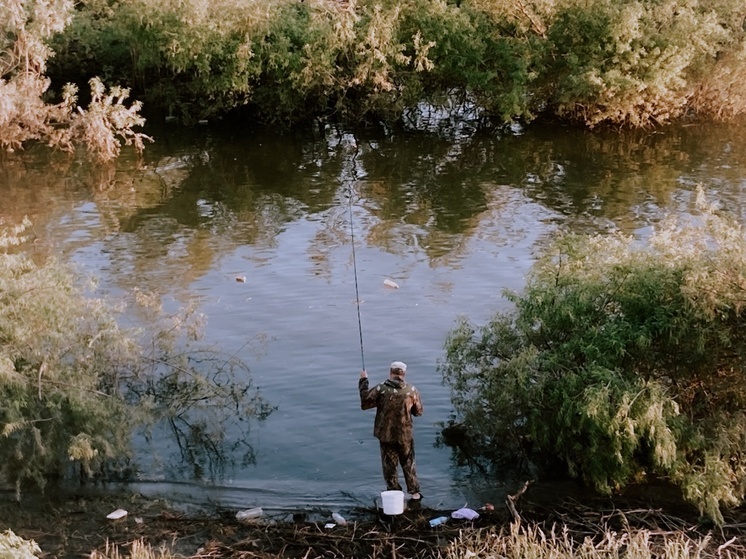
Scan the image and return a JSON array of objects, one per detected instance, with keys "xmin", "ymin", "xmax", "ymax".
[{"xmin": 2, "ymin": 118, "xmax": 746, "ymax": 513}]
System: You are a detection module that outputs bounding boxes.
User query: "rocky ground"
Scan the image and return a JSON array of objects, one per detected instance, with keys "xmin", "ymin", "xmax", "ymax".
[{"xmin": 1, "ymin": 484, "xmax": 744, "ymax": 559}]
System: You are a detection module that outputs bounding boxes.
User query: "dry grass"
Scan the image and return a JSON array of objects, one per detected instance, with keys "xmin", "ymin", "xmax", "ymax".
[
  {"xmin": 445, "ymin": 523, "xmax": 741, "ymax": 559},
  {"xmin": 91, "ymin": 539, "xmax": 178, "ymax": 559},
  {"xmin": 85, "ymin": 523, "xmax": 744, "ymax": 559},
  {"xmin": 81, "ymin": 501, "xmax": 746, "ymax": 559}
]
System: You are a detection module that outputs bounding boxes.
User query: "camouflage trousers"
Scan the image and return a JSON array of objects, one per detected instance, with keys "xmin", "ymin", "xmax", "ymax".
[{"xmin": 379, "ymin": 440, "xmax": 420, "ymax": 494}]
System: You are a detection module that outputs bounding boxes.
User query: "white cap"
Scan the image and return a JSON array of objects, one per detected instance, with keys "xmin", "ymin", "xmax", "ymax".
[{"xmin": 390, "ymin": 361, "xmax": 407, "ymax": 374}]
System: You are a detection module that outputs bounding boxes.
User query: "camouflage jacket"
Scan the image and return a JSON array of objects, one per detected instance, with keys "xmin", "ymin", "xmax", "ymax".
[{"xmin": 359, "ymin": 377, "xmax": 423, "ymax": 444}]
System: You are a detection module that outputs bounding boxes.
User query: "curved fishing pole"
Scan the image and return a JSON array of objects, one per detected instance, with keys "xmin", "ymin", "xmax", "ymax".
[
  {"xmin": 347, "ymin": 142, "xmax": 365, "ymax": 372},
  {"xmin": 348, "ymin": 185, "xmax": 365, "ymax": 372}
]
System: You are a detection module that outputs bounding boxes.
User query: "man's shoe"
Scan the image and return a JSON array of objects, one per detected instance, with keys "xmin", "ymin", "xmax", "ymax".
[{"xmin": 409, "ymin": 492, "xmax": 422, "ymax": 501}]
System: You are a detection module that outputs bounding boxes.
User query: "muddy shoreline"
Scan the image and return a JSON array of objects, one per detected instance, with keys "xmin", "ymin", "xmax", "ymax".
[{"xmin": 1, "ymin": 486, "xmax": 744, "ymax": 558}]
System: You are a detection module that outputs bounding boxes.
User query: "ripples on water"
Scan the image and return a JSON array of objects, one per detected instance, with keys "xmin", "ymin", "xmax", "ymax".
[{"xmin": 2, "ymin": 117, "xmax": 746, "ymax": 511}]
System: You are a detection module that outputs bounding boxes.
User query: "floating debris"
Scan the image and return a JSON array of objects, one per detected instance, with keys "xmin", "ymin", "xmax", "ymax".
[
  {"xmin": 236, "ymin": 507, "xmax": 263, "ymax": 522},
  {"xmin": 451, "ymin": 507, "xmax": 480, "ymax": 520},
  {"xmin": 383, "ymin": 279, "xmax": 399, "ymax": 289},
  {"xmin": 106, "ymin": 509, "xmax": 128, "ymax": 520}
]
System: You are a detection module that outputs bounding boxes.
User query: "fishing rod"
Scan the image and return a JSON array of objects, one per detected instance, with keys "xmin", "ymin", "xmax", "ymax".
[
  {"xmin": 348, "ymin": 184, "xmax": 365, "ymax": 372},
  {"xmin": 347, "ymin": 141, "xmax": 365, "ymax": 372}
]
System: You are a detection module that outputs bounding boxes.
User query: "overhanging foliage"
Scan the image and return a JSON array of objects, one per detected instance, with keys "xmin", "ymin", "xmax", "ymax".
[
  {"xmin": 45, "ymin": 0, "xmax": 746, "ymax": 127},
  {"xmin": 0, "ymin": 220, "xmax": 273, "ymax": 496},
  {"xmin": 440, "ymin": 188, "xmax": 746, "ymax": 523},
  {"xmin": 0, "ymin": 0, "xmax": 149, "ymax": 159}
]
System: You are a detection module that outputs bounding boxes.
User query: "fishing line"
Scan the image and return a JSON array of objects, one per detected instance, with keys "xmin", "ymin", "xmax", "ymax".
[
  {"xmin": 348, "ymin": 184, "xmax": 366, "ymax": 372},
  {"xmin": 346, "ymin": 138, "xmax": 365, "ymax": 372}
]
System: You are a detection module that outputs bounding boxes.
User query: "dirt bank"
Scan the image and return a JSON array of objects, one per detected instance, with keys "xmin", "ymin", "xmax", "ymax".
[{"xmin": 1, "ymin": 485, "xmax": 744, "ymax": 558}]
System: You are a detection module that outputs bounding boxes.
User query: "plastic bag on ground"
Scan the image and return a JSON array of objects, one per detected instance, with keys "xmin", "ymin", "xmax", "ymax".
[{"xmin": 451, "ymin": 507, "xmax": 480, "ymax": 520}]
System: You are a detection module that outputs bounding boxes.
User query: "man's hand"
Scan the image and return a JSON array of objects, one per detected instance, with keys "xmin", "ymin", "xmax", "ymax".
[{"xmin": 360, "ymin": 370, "xmax": 367, "ymax": 379}]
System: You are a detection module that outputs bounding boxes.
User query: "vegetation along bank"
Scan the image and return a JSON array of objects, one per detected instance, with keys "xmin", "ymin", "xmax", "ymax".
[
  {"xmin": 2, "ymin": 0, "xmax": 746, "ymax": 555},
  {"xmin": 4, "ymin": 0, "xmax": 746, "ymax": 159}
]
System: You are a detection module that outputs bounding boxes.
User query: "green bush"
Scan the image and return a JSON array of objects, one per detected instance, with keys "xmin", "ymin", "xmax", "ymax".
[
  {"xmin": 50, "ymin": 0, "xmax": 265, "ymax": 121},
  {"xmin": 542, "ymin": 0, "xmax": 734, "ymax": 127},
  {"xmin": 0, "ymin": 220, "xmax": 272, "ymax": 495},
  {"xmin": 440, "ymin": 188, "xmax": 746, "ymax": 523},
  {"xmin": 46, "ymin": 0, "xmax": 746, "ymax": 127}
]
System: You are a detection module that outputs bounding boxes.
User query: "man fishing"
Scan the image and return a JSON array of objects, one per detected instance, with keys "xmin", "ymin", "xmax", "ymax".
[{"xmin": 359, "ymin": 361, "xmax": 423, "ymax": 501}]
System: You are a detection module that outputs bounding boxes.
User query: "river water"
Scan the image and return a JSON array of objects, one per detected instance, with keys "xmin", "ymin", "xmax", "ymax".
[{"xmin": 2, "ymin": 117, "xmax": 746, "ymax": 514}]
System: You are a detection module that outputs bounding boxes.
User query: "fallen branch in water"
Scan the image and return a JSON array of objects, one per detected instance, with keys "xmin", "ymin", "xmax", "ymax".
[{"xmin": 506, "ymin": 480, "xmax": 532, "ymax": 524}]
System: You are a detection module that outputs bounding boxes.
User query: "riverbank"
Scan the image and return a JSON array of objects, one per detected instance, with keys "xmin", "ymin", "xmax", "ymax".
[{"xmin": 2, "ymin": 486, "xmax": 744, "ymax": 559}]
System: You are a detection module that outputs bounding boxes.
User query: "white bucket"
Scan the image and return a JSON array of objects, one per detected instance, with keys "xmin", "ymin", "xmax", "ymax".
[{"xmin": 381, "ymin": 490, "xmax": 404, "ymax": 515}]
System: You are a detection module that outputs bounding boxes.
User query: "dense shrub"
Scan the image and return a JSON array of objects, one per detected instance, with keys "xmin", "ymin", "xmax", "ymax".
[
  {"xmin": 48, "ymin": 0, "xmax": 746, "ymax": 128},
  {"xmin": 0, "ymin": 220, "xmax": 273, "ymax": 495},
  {"xmin": 5, "ymin": 0, "xmax": 746, "ymax": 145},
  {"xmin": 542, "ymin": 0, "xmax": 735, "ymax": 127},
  {"xmin": 0, "ymin": 0, "xmax": 149, "ymax": 159},
  {"xmin": 440, "ymin": 188, "xmax": 746, "ymax": 523}
]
